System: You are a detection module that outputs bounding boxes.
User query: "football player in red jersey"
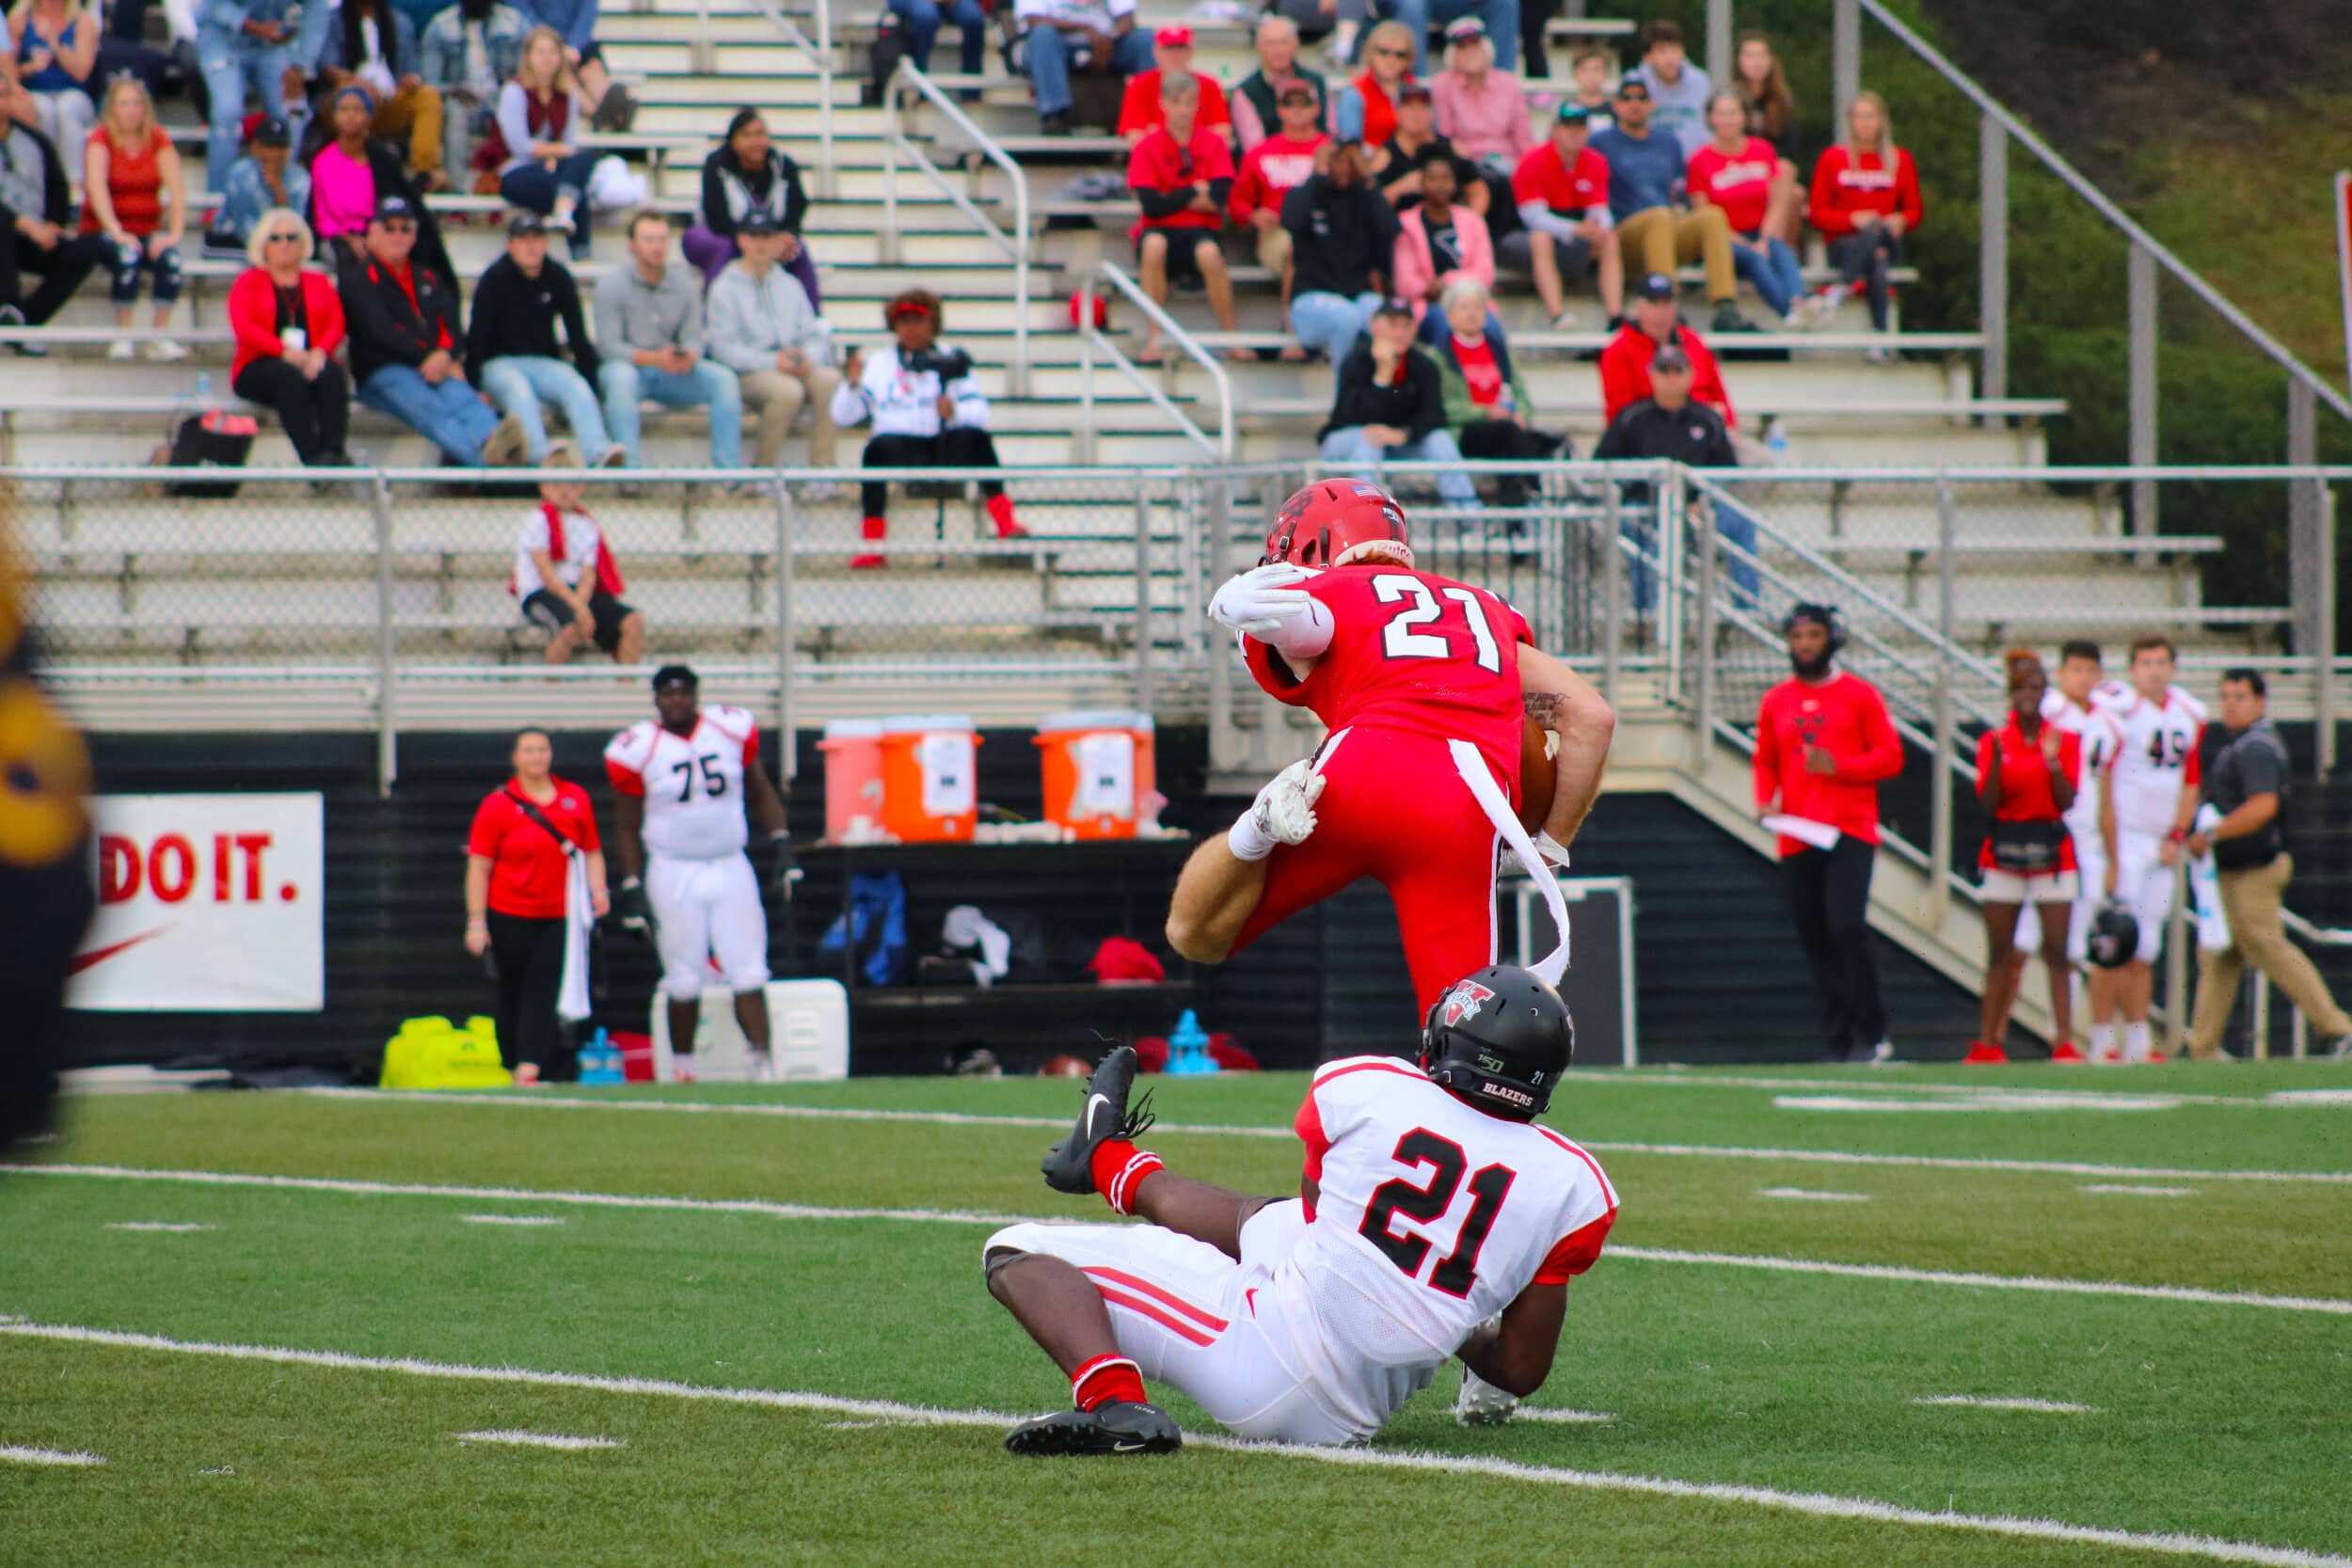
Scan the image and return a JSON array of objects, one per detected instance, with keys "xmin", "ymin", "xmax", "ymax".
[{"xmin": 1164, "ymin": 480, "xmax": 1614, "ymax": 1012}]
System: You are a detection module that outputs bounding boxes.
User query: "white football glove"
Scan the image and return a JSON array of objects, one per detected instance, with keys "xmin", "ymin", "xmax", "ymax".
[
  {"xmin": 1247, "ymin": 758, "xmax": 1326, "ymax": 847},
  {"xmin": 1454, "ymin": 1366, "xmax": 1519, "ymax": 1427},
  {"xmin": 1209, "ymin": 562, "xmax": 1318, "ymax": 637}
]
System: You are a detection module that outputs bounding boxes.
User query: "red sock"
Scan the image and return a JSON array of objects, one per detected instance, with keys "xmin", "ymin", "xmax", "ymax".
[
  {"xmin": 985, "ymin": 492, "xmax": 1024, "ymax": 537},
  {"xmin": 1071, "ymin": 1354, "xmax": 1147, "ymax": 1412},
  {"xmin": 1088, "ymin": 1138, "xmax": 1163, "ymax": 1216},
  {"xmin": 860, "ymin": 515, "xmax": 886, "ymax": 541}
]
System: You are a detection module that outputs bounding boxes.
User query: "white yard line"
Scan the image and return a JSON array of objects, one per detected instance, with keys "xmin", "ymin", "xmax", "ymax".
[
  {"xmin": 1510, "ymin": 1407, "xmax": 1616, "ymax": 1424},
  {"xmin": 1775, "ymin": 1093, "xmax": 2183, "ymax": 1113},
  {"xmin": 454, "ymin": 1430, "xmax": 623, "ymax": 1450},
  {"xmin": 1913, "ymin": 1396, "xmax": 2097, "ymax": 1415},
  {"xmin": 0, "ymin": 1444, "xmax": 106, "ymax": 1466},
  {"xmin": 9, "ymin": 1163, "xmax": 2346, "ymax": 1316},
  {"xmin": 282, "ymin": 1091, "xmax": 2352, "ymax": 1185},
  {"xmin": 2080, "ymin": 1185, "xmax": 2197, "ymax": 1198},
  {"xmin": 103, "ymin": 1222, "xmax": 216, "ymax": 1232},
  {"xmin": 459, "ymin": 1214, "xmax": 566, "ymax": 1227},
  {"xmin": 1758, "ymin": 1188, "xmax": 1872, "ymax": 1202},
  {"xmin": 0, "ymin": 1320, "xmax": 2342, "ymax": 1568}
]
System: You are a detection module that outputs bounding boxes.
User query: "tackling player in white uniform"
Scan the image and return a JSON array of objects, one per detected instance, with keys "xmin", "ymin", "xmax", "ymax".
[
  {"xmin": 2090, "ymin": 636, "xmax": 2204, "ymax": 1063},
  {"xmin": 983, "ymin": 964, "xmax": 1617, "ymax": 1453},
  {"xmin": 605, "ymin": 665, "xmax": 797, "ymax": 1078}
]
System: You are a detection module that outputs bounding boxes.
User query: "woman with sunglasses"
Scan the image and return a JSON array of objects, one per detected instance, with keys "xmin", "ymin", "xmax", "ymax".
[
  {"xmin": 227, "ymin": 207, "xmax": 354, "ymax": 467},
  {"xmin": 1332, "ymin": 19, "xmax": 1412, "ymax": 150}
]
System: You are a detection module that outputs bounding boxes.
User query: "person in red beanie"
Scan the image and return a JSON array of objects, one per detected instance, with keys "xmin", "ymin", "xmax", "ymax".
[
  {"xmin": 828, "ymin": 288, "xmax": 1026, "ymax": 568},
  {"xmin": 1753, "ymin": 603, "xmax": 1903, "ymax": 1063}
]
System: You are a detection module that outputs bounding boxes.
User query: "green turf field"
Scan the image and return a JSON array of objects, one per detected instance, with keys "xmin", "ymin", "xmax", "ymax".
[{"xmin": 5, "ymin": 1061, "xmax": 2351, "ymax": 1567}]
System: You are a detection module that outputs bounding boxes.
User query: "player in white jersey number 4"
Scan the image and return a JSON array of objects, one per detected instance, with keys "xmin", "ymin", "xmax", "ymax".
[
  {"xmin": 982, "ymin": 964, "xmax": 1618, "ymax": 1454},
  {"xmin": 605, "ymin": 665, "xmax": 798, "ymax": 1080}
]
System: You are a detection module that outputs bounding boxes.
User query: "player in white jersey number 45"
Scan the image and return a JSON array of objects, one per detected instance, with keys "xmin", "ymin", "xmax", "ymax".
[{"xmin": 982, "ymin": 964, "xmax": 1618, "ymax": 1454}]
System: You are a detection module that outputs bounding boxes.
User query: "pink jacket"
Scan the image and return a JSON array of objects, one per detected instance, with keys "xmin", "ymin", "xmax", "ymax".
[{"xmin": 1393, "ymin": 204, "xmax": 1494, "ymax": 324}]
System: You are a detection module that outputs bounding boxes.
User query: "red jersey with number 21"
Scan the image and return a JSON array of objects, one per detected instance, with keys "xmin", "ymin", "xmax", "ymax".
[{"xmin": 1244, "ymin": 564, "xmax": 1534, "ymax": 788}]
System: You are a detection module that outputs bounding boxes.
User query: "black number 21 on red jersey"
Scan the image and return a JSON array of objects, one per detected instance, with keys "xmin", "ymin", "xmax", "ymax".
[
  {"xmin": 1358, "ymin": 1128, "xmax": 1517, "ymax": 1297},
  {"xmin": 1373, "ymin": 573, "xmax": 1502, "ymax": 674}
]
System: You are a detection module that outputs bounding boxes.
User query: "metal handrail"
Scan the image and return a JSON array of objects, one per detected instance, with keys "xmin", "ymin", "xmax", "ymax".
[
  {"xmin": 2283, "ymin": 911, "xmax": 2352, "ymax": 948},
  {"xmin": 1851, "ymin": 0, "xmax": 2352, "ymax": 428},
  {"xmin": 1077, "ymin": 261, "xmax": 1233, "ymax": 462},
  {"xmin": 881, "ymin": 60, "xmax": 1030, "ymax": 393},
  {"xmin": 737, "ymin": 0, "xmax": 836, "ymax": 196}
]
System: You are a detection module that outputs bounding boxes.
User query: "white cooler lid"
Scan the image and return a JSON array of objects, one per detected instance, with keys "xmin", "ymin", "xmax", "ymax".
[
  {"xmin": 882, "ymin": 713, "xmax": 977, "ymax": 733},
  {"xmin": 1036, "ymin": 709, "xmax": 1153, "ymax": 734},
  {"xmin": 821, "ymin": 718, "xmax": 887, "ymax": 738}
]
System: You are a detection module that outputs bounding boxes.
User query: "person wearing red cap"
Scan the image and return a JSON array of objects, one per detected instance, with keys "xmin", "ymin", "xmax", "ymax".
[
  {"xmin": 1227, "ymin": 79, "xmax": 1327, "ymax": 286},
  {"xmin": 829, "ymin": 289, "xmax": 1025, "ymax": 568},
  {"xmin": 1126, "ymin": 70, "xmax": 1245, "ymax": 363},
  {"xmin": 1116, "ymin": 24, "xmax": 1229, "ymax": 147}
]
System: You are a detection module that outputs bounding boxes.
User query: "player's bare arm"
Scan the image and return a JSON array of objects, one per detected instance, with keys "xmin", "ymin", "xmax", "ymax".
[
  {"xmin": 1518, "ymin": 645, "xmax": 1614, "ymax": 848},
  {"xmin": 1454, "ymin": 1281, "xmax": 1568, "ymax": 1399},
  {"xmin": 1164, "ymin": 758, "xmax": 1325, "ymax": 963}
]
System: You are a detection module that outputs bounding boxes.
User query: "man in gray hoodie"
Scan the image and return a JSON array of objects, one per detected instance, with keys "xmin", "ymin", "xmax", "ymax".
[
  {"xmin": 593, "ymin": 211, "xmax": 742, "ymax": 469},
  {"xmin": 704, "ymin": 213, "xmax": 840, "ymax": 472}
]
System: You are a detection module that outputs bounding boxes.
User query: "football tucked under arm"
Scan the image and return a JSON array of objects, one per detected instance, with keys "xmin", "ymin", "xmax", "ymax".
[{"xmin": 1518, "ymin": 647, "xmax": 1614, "ymax": 848}]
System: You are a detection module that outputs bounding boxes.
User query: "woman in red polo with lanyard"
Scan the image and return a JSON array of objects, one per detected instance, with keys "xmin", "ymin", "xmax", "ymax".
[
  {"xmin": 464, "ymin": 728, "xmax": 609, "ymax": 1083},
  {"xmin": 1968, "ymin": 650, "xmax": 2079, "ymax": 1064}
]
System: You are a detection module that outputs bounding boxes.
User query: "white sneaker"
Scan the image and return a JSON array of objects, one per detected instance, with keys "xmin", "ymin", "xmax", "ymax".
[
  {"xmin": 1248, "ymin": 759, "xmax": 1325, "ymax": 847},
  {"xmin": 107, "ymin": 339, "xmax": 135, "ymax": 360},
  {"xmin": 1549, "ymin": 308, "xmax": 1579, "ymax": 332},
  {"xmin": 148, "ymin": 339, "xmax": 189, "ymax": 362},
  {"xmin": 1455, "ymin": 1364, "xmax": 1518, "ymax": 1426},
  {"xmin": 742, "ymin": 1048, "xmax": 775, "ymax": 1083},
  {"xmin": 802, "ymin": 480, "xmax": 839, "ymax": 501}
]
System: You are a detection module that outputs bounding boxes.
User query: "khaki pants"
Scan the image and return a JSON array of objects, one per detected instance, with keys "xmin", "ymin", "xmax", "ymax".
[
  {"xmin": 1254, "ymin": 223, "xmax": 1293, "ymax": 277},
  {"xmin": 739, "ymin": 363, "xmax": 842, "ymax": 469},
  {"xmin": 2184, "ymin": 854, "xmax": 2352, "ymax": 1056},
  {"xmin": 1615, "ymin": 205, "xmax": 1735, "ymax": 303},
  {"xmin": 372, "ymin": 82, "xmax": 445, "ymax": 176}
]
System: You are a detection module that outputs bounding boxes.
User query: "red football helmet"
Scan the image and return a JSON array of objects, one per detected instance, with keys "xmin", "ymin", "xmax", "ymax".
[{"xmin": 1260, "ymin": 480, "xmax": 1414, "ymax": 571}]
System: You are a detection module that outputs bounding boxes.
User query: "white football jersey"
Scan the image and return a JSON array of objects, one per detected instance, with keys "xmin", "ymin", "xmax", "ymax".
[
  {"xmin": 1268, "ymin": 1055, "xmax": 1618, "ymax": 1434},
  {"xmin": 2096, "ymin": 685, "xmax": 2205, "ymax": 837},
  {"xmin": 2041, "ymin": 689, "xmax": 2124, "ymax": 843},
  {"xmin": 604, "ymin": 705, "xmax": 761, "ymax": 862}
]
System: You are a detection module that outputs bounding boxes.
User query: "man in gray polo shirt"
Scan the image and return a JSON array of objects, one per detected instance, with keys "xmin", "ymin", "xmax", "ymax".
[
  {"xmin": 594, "ymin": 211, "xmax": 743, "ymax": 469},
  {"xmin": 2182, "ymin": 669, "xmax": 2352, "ymax": 1059}
]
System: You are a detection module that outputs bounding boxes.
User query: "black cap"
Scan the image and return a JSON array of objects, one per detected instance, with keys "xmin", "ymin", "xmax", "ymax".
[
  {"xmin": 506, "ymin": 211, "xmax": 548, "ymax": 238},
  {"xmin": 1372, "ymin": 296, "xmax": 1416, "ymax": 321},
  {"xmin": 1635, "ymin": 272, "xmax": 1676, "ymax": 302},
  {"xmin": 253, "ymin": 116, "xmax": 292, "ymax": 148},
  {"xmin": 1783, "ymin": 602, "xmax": 1839, "ymax": 634},
  {"xmin": 1615, "ymin": 79, "xmax": 1650, "ymax": 99},
  {"xmin": 1649, "ymin": 344, "xmax": 1692, "ymax": 372},
  {"xmin": 372, "ymin": 194, "xmax": 417, "ymax": 225},
  {"xmin": 1397, "ymin": 83, "xmax": 1433, "ymax": 104},
  {"xmin": 1555, "ymin": 102, "xmax": 1592, "ymax": 124},
  {"xmin": 738, "ymin": 212, "xmax": 784, "ymax": 237},
  {"xmin": 651, "ymin": 664, "xmax": 699, "ymax": 692}
]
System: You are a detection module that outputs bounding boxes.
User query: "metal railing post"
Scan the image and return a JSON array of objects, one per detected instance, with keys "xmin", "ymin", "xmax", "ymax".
[
  {"xmin": 1600, "ymin": 479, "xmax": 1623, "ymax": 706},
  {"xmin": 1659, "ymin": 465, "xmax": 1683, "ymax": 699},
  {"xmin": 773, "ymin": 475, "xmax": 797, "ymax": 779},
  {"xmin": 1692, "ymin": 496, "xmax": 1717, "ymax": 738},
  {"xmin": 1133, "ymin": 484, "xmax": 1154, "ymax": 712},
  {"xmin": 2288, "ymin": 378, "xmax": 2323, "ymax": 711},
  {"xmin": 1924, "ymin": 473, "xmax": 1957, "ymax": 926},
  {"xmin": 2128, "ymin": 245, "xmax": 2158, "ymax": 542},
  {"xmin": 816, "ymin": 0, "xmax": 834, "ymax": 198},
  {"xmin": 1832, "ymin": 0, "xmax": 1859, "ymax": 131},
  {"xmin": 1705, "ymin": 0, "xmax": 1731, "ymax": 88},
  {"xmin": 1205, "ymin": 473, "xmax": 1232, "ymax": 752},
  {"xmin": 2319, "ymin": 485, "xmax": 2340, "ymax": 779},
  {"xmin": 1979, "ymin": 114, "xmax": 2008, "ymax": 404},
  {"xmin": 881, "ymin": 69, "xmax": 902, "ymax": 264},
  {"xmin": 371, "ymin": 471, "xmax": 397, "ymax": 796},
  {"xmin": 692, "ymin": 0, "xmax": 713, "ymax": 72}
]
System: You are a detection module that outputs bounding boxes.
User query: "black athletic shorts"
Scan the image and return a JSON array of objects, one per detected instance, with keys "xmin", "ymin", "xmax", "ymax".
[
  {"xmin": 1135, "ymin": 226, "xmax": 1216, "ymax": 286},
  {"xmin": 522, "ymin": 587, "xmax": 634, "ymax": 653}
]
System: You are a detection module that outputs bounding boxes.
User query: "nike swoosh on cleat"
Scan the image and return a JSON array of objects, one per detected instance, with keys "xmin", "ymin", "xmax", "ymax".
[
  {"xmin": 1111, "ymin": 1440, "xmax": 1148, "ymax": 1451},
  {"xmin": 1083, "ymin": 1094, "xmax": 1108, "ymax": 1140}
]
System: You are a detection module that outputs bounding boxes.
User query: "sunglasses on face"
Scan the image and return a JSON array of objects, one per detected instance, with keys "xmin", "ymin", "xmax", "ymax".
[
  {"xmin": 265, "ymin": 231, "xmax": 303, "ymax": 244},
  {"xmin": 378, "ymin": 220, "xmax": 416, "ymax": 232},
  {"xmin": 1371, "ymin": 45, "xmax": 1409, "ymax": 57}
]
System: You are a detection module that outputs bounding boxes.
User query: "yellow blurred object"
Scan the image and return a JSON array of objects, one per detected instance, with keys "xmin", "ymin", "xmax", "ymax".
[{"xmin": 379, "ymin": 1015, "xmax": 513, "ymax": 1089}]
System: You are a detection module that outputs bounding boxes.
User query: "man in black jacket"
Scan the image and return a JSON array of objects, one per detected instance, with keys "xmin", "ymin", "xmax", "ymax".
[
  {"xmin": 0, "ymin": 78, "xmax": 105, "ymax": 349},
  {"xmin": 1316, "ymin": 299, "xmax": 1478, "ymax": 508},
  {"xmin": 1280, "ymin": 140, "xmax": 1399, "ymax": 362},
  {"xmin": 466, "ymin": 213, "xmax": 618, "ymax": 466},
  {"xmin": 1591, "ymin": 343, "xmax": 1750, "ymax": 611},
  {"xmin": 343, "ymin": 195, "xmax": 527, "ymax": 467}
]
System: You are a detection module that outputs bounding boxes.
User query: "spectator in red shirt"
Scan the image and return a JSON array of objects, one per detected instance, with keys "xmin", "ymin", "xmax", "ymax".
[
  {"xmin": 1598, "ymin": 271, "xmax": 1733, "ymax": 427},
  {"xmin": 228, "ymin": 207, "xmax": 354, "ymax": 467},
  {"xmin": 1752, "ymin": 603, "xmax": 1904, "ymax": 1063},
  {"xmin": 1228, "ymin": 80, "xmax": 1327, "ymax": 281},
  {"xmin": 464, "ymin": 727, "xmax": 609, "ymax": 1084},
  {"xmin": 1498, "ymin": 102, "xmax": 1620, "ymax": 329},
  {"xmin": 1126, "ymin": 71, "xmax": 1242, "ymax": 363},
  {"xmin": 1688, "ymin": 91, "xmax": 1811, "ymax": 326},
  {"xmin": 1968, "ymin": 648, "xmax": 2081, "ymax": 1064},
  {"xmin": 1805, "ymin": 90, "xmax": 1920, "ymax": 344},
  {"xmin": 1332, "ymin": 19, "xmax": 1412, "ymax": 150},
  {"xmin": 1117, "ymin": 25, "xmax": 1230, "ymax": 147}
]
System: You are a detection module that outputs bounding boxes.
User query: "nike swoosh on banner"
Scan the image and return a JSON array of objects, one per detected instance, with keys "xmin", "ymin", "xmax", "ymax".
[{"xmin": 67, "ymin": 927, "xmax": 169, "ymax": 975}]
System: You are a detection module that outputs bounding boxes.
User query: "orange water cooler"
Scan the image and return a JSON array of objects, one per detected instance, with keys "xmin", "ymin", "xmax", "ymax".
[
  {"xmin": 876, "ymin": 714, "xmax": 980, "ymax": 841},
  {"xmin": 1034, "ymin": 710, "xmax": 1156, "ymax": 840}
]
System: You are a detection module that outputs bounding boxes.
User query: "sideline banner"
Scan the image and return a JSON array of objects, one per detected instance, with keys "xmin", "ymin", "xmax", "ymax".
[{"xmin": 67, "ymin": 794, "xmax": 326, "ymax": 1011}]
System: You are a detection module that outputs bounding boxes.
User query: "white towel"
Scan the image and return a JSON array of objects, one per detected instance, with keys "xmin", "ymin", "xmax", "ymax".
[
  {"xmin": 556, "ymin": 847, "xmax": 594, "ymax": 1022},
  {"xmin": 941, "ymin": 904, "xmax": 1011, "ymax": 984},
  {"xmin": 2188, "ymin": 803, "xmax": 2231, "ymax": 953},
  {"xmin": 1449, "ymin": 738, "xmax": 1570, "ymax": 986}
]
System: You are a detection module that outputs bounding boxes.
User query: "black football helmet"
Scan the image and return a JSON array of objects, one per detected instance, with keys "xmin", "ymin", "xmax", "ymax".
[
  {"xmin": 1419, "ymin": 965, "xmax": 1574, "ymax": 1120},
  {"xmin": 2086, "ymin": 903, "xmax": 2140, "ymax": 970}
]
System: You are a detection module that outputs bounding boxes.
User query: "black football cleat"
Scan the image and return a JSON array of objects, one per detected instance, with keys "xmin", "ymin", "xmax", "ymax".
[
  {"xmin": 1004, "ymin": 1400, "xmax": 1183, "ymax": 1457},
  {"xmin": 1039, "ymin": 1046, "xmax": 1156, "ymax": 1196}
]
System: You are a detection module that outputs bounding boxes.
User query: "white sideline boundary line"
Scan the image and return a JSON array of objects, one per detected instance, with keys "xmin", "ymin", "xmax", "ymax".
[
  {"xmin": 1758, "ymin": 1188, "xmax": 1872, "ymax": 1203},
  {"xmin": 103, "ymin": 1222, "xmax": 217, "ymax": 1232},
  {"xmin": 0, "ymin": 1443, "xmax": 106, "ymax": 1466},
  {"xmin": 1511, "ymin": 1407, "xmax": 1616, "ymax": 1424},
  {"xmin": 10, "ymin": 1163, "xmax": 2348, "ymax": 1316},
  {"xmin": 455, "ymin": 1429, "xmax": 623, "ymax": 1450},
  {"xmin": 1914, "ymin": 1396, "xmax": 2097, "ymax": 1415},
  {"xmin": 459, "ymin": 1214, "xmax": 566, "ymax": 1227},
  {"xmin": 2080, "ymin": 1185, "xmax": 2197, "ymax": 1198},
  {"xmin": 292, "ymin": 1089, "xmax": 2352, "ymax": 1185},
  {"xmin": 0, "ymin": 1320, "xmax": 2343, "ymax": 1568}
]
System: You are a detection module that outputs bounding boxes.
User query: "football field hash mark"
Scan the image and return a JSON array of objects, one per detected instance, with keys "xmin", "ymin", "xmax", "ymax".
[
  {"xmin": 1510, "ymin": 1407, "xmax": 1616, "ymax": 1424},
  {"xmin": 455, "ymin": 1430, "xmax": 624, "ymax": 1450},
  {"xmin": 1757, "ymin": 1187, "xmax": 1872, "ymax": 1202},
  {"xmin": 1913, "ymin": 1396, "xmax": 2098, "ymax": 1414},
  {"xmin": 1, "ymin": 1444, "xmax": 107, "ymax": 1466},
  {"xmin": 460, "ymin": 1214, "xmax": 566, "ymax": 1227},
  {"xmin": 1, "ymin": 1321, "xmax": 2342, "ymax": 1568},
  {"xmin": 2079, "ymin": 1185, "xmax": 2197, "ymax": 1198},
  {"xmin": 104, "ymin": 1222, "xmax": 217, "ymax": 1232}
]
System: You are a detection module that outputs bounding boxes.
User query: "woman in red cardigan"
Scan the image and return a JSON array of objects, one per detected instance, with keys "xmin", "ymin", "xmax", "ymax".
[
  {"xmin": 228, "ymin": 208, "xmax": 354, "ymax": 468},
  {"xmin": 1805, "ymin": 90, "xmax": 1922, "ymax": 346}
]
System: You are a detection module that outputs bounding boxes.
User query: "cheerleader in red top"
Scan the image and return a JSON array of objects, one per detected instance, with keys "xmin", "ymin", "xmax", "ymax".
[
  {"xmin": 1804, "ymin": 90, "xmax": 1922, "ymax": 340},
  {"xmin": 512, "ymin": 444, "xmax": 644, "ymax": 664},
  {"xmin": 1968, "ymin": 650, "xmax": 2082, "ymax": 1064}
]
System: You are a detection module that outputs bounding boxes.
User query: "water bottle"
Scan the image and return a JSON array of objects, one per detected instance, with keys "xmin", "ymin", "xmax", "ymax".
[
  {"xmin": 193, "ymin": 370, "xmax": 212, "ymax": 408},
  {"xmin": 1764, "ymin": 419, "xmax": 1788, "ymax": 464},
  {"xmin": 1162, "ymin": 1008, "xmax": 1219, "ymax": 1076}
]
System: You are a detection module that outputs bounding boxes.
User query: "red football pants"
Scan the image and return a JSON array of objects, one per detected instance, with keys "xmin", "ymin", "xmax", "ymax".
[{"xmin": 1229, "ymin": 726, "xmax": 1513, "ymax": 1016}]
